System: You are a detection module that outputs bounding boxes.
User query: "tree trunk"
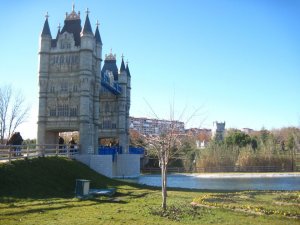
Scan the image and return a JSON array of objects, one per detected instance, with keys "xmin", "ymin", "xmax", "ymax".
[{"xmin": 161, "ymin": 164, "xmax": 167, "ymax": 210}]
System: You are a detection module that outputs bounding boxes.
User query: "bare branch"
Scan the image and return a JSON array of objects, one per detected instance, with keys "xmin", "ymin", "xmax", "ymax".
[
  {"xmin": 0, "ymin": 85, "xmax": 12, "ymax": 143},
  {"xmin": 143, "ymin": 98, "xmax": 160, "ymax": 120},
  {"xmin": 0, "ymin": 85, "xmax": 30, "ymax": 143}
]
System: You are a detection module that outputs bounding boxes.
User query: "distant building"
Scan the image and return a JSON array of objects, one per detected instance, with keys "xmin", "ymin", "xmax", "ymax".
[
  {"xmin": 241, "ymin": 128, "xmax": 254, "ymax": 134},
  {"xmin": 185, "ymin": 128, "xmax": 211, "ymax": 149},
  {"xmin": 211, "ymin": 121, "xmax": 225, "ymax": 141},
  {"xmin": 196, "ymin": 140, "xmax": 208, "ymax": 149},
  {"xmin": 185, "ymin": 128, "xmax": 211, "ymax": 137},
  {"xmin": 129, "ymin": 117, "xmax": 185, "ymax": 135}
]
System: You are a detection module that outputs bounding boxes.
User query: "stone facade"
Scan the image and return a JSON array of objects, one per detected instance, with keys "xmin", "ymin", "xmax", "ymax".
[
  {"xmin": 74, "ymin": 154, "xmax": 140, "ymax": 178},
  {"xmin": 37, "ymin": 7, "xmax": 131, "ymax": 155}
]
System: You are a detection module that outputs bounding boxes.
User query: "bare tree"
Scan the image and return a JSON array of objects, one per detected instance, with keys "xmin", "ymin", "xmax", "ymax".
[
  {"xmin": 145, "ymin": 99, "xmax": 201, "ymax": 210},
  {"xmin": 0, "ymin": 85, "xmax": 30, "ymax": 144}
]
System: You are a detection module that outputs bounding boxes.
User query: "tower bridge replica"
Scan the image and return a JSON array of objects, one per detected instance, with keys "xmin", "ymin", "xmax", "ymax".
[{"xmin": 37, "ymin": 6, "xmax": 140, "ymax": 177}]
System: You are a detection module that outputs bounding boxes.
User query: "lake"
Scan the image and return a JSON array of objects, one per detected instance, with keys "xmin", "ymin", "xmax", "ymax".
[{"xmin": 122, "ymin": 173, "xmax": 300, "ymax": 191}]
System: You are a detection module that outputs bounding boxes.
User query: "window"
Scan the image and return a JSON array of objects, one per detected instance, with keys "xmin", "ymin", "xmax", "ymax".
[
  {"xmin": 50, "ymin": 108, "xmax": 56, "ymax": 117},
  {"xmin": 61, "ymin": 82, "xmax": 68, "ymax": 92},
  {"xmin": 73, "ymin": 85, "xmax": 78, "ymax": 92},
  {"xmin": 70, "ymin": 107, "xmax": 78, "ymax": 117},
  {"xmin": 57, "ymin": 104, "xmax": 69, "ymax": 117},
  {"xmin": 50, "ymin": 86, "xmax": 55, "ymax": 93},
  {"xmin": 60, "ymin": 56, "xmax": 64, "ymax": 64}
]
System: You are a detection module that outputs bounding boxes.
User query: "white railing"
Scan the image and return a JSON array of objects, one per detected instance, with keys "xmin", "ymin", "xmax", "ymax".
[{"xmin": 0, "ymin": 144, "xmax": 79, "ymax": 163}]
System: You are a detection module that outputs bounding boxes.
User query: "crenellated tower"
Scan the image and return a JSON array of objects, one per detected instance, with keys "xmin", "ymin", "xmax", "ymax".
[{"xmin": 211, "ymin": 121, "xmax": 226, "ymax": 141}]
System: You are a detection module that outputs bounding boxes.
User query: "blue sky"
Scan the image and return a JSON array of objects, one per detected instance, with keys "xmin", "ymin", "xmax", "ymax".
[{"xmin": 0, "ymin": 0, "xmax": 299, "ymax": 139}]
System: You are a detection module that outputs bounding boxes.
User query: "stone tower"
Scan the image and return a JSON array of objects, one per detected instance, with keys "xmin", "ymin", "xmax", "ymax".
[
  {"xmin": 99, "ymin": 53, "xmax": 131, "ymax": 153},
  {"xmin": 37, "ymin": 7, "xmax": 131, "ymax": 155},
  {"xmin": 211, "ymin": 121, "xmax": 225, "ymax": 141}
]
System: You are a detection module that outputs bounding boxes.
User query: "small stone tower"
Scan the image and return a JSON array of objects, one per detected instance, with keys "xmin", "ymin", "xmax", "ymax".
[
  {"xmin": 37, "ymin": 6, "xmax": 131, "ymax": 155},
  {"xmin": 211, "ymin": 121, "xmax": 225, "ymax": 141}
]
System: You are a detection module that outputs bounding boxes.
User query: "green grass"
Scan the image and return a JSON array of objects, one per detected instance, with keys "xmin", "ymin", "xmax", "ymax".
[
  {"xmin": 193, "ymin": 191, "xmax": 300, "ymax": 218},
  {"xmin": 0, "ymin": 157, "xmax": 299, "ymax": 225}
]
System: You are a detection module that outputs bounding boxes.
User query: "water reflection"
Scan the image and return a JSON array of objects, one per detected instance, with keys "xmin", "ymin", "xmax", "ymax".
[{"xmin": 123, "ymin": 174, "xmax": 300, "ymax": 191}]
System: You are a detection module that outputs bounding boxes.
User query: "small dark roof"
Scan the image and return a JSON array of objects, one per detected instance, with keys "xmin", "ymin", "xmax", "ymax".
[
  {"xmin": 126, "ymin": 64, "xmax": 131, "ymax": 77},
  {"xmin": 61, "ymin": 18, "xmax": 82, "ymax": 46},
  {"xmin": 41, "ymin": 18, "xmax": 52, "ymax": 37},
  {"xmin": 95, "ymin": 26, "xmax": 102, "ymax": 45},
  {"xmin": 102, "ymin": 59, "xmax": 119, "ymax": 81},
  {"xmin": 120, "ymin": 58, "xmax": 126, "ymax": 72},
  {"xmin": 82, "ymin": 14, "xmax": 93, "ymax": 34}
]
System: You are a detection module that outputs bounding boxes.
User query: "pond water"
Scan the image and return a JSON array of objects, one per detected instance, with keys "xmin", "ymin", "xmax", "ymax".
[{"xmin": 122, "ymin": 173, "xmax": 300, "ymax": 191}]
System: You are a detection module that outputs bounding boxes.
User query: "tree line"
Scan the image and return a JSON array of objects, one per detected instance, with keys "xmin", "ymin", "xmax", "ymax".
[
  {"xmin": 196, "ymin": 127, "xmax": 300, "ymax": 172},
  {"xmin": 130, "ymin": 126, "xmax": 300, "ymax": 172}
]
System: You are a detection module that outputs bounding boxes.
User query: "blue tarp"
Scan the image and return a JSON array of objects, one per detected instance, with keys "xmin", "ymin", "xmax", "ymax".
[
  {"xmin": 98, "ymin": 146, "xmax": 144, "ymax": 161},
  {"xmin": 129, "ymin": 147, "xmax": 144, "ymax": 154},
  {"xmin": 98, "ymin": 146, "xmax": 122, "ymax": 161}
]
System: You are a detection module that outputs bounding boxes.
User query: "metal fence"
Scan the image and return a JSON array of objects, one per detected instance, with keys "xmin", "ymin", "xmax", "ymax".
[
  {"xmin": 0, "ymin": 144, "xmax": 79, "ymax": 163},
  {"xmin": 142, "ymin": 164, "xmax": 297, "ymax": 173},
  {"xmin": 194, "ymin": 165, "xmax": 294, "ymax": 173}
]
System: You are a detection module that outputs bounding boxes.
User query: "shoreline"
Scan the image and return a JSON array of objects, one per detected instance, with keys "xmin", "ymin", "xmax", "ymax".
[{"xmin": 184, "ymin": 172, "xmax": 300, "ymax": 178}]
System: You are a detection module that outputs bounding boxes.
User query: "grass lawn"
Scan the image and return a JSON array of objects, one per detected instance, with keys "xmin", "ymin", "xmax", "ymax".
[{"xmin": 0, "ymin": 157, "xmax": 299, "ymax": 225}]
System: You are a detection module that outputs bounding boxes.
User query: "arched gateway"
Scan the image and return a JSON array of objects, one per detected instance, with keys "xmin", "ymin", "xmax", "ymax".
[{"xmin": 37, "ymin": 7, "xmax": 138, "ymax": 177}]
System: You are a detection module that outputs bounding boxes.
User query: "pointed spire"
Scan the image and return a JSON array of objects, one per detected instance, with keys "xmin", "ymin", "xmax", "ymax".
[
  {"xmin": 95, "ymin": 20, "xmax": 102, "ymax": 45},
  {"xmin": 126, "ymin": 60, "xmax": 131, "ymax": 77},
  {"xmin": 81, "ymin": 8, "xmax": 93, "ymax": 34},
  {"xmin": 41, "ymin": 12, "xmax": 52, "ymax": 37},
  {"xmin": 56, "ymin": 23, "xmax": 61, "ymax": 39},
  {"xmin": 120, "ymin": 54, "xmax": 126, "ymax": 72}
]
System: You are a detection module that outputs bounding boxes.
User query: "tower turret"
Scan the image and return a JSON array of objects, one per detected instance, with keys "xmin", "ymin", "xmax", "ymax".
[
  {"xmin": 120, "ymin": 56, "xmax": 126, "ymax": 73},
  {"xmin": 56, "ymin": 24, "xmax": 61, "ymax": 39},
  {"xmin": 80, "ymin": 9, "xmax": 94, "ymax": 50},
  {"xmin": 78, "ymin": 9, "xmax": 97, "ymax": 154},
  {"xmin": 81, "ymin": 10, "xmax": 93, "ymax": 35},
  {"xmin": 40, "ymin": 13, "xmax": 52, "ymax": 52},
  {"xmin": 80, "ymin": 10, "xmax": 94, "ymax": 70},
  {"xmin": 95, "ymin": 20, "xmax": 103, "ymax": 72},
  {"xmin": 94, "ymin": 21, "xmax": 102, "ymax": 153},
  {"xmin": 41, "ymin": 13, "xmax": 52, "ymax": 37},
  {"xmin": 117, "ymin": 55, "xmax": 129, "ymax": 152},
  {"xmin": 125, "ymin": 61, "xmax": 131, "ymax": 132},
  {"xmin": 125, "ymin": 61, "xmax": 131, "ymax": 77},
  {"xmin": 95, "ymin": 21, "xmax": 103, "ymax": 46},
  {"xmin": 37, "ymin": 13, "xmax": 52, "ymax": 147}
]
